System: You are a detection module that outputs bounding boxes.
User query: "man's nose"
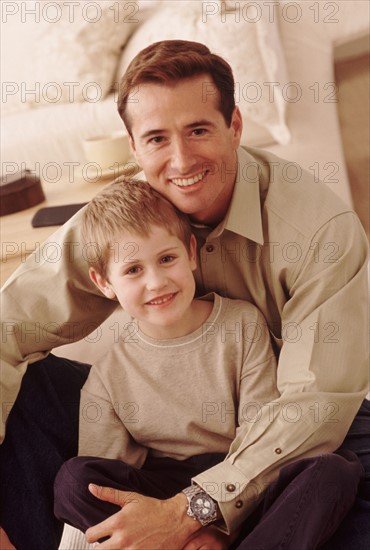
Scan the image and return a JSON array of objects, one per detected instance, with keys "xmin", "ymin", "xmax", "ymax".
[{"xmin": 170, "ymin": 138, "xmax": 195, "ymax": 174}]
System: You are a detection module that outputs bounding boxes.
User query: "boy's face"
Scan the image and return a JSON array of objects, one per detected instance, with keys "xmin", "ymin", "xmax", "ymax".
[
  {"xmin": 127, "ymin": 74, "xmax": 242, "ymax": 227},
  {"xmin": 90, "ymin": 226, "xmax": 197, "ymax": 339}
]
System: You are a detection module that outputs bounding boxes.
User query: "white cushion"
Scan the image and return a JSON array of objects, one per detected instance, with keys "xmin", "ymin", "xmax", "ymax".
[
  {"xmin": 264, "ymin": 0, "xmax": 353, "ymax": 206},
  {"xmin": 317, "ymin": 0, "xmax": 370, "ymax": 45},
  {"xmin": 1, "ymin": 1, "xmax": 140, "ymax": 115},
  {"xmin": 1, "ymin": 94, "xmax": 125, "ymax": 175},
  {"xmin": 115, "ymin": 0, "xmax": 291, "ymax": 146}
]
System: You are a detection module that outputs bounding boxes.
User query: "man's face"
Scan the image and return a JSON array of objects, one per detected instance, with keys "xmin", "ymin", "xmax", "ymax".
[{"xmin": 127, "ymin": 75, "xmax": 242, "ymax": 226}]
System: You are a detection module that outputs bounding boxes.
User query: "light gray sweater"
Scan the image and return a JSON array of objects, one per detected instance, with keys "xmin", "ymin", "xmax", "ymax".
[{"xmin": 79, "ymin": 293, "xmax": 278, "ymax": 468}]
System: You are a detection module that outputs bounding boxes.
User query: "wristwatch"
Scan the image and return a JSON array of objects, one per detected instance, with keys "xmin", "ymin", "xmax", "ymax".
[{"xmin": 182, "ymin": 485, "xmax": 218, "ymax": 526}]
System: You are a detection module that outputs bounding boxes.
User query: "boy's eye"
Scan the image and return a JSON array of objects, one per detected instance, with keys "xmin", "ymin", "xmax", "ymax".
[
  {"xmin": 161, "ymin": 255, "xmax": 175, "ymax": 264},
  {"xmin": 126, "ymin": 265, "xmax": 141, "ymax": 275}
]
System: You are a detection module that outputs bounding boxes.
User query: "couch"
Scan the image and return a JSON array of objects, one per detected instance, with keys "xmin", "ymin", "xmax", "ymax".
[
  {"xmin": 1, "ymin": 1, "xmax": 369, "ymax": 548},
  {"xmin": 2, "ymin": 0, "xmax": 369, "ymax": 205}
]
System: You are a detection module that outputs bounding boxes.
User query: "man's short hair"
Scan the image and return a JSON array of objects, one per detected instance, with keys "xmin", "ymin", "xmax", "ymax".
[
  {"xmin": 118, "ymin": 40, "xmax": 235, "ymax": 136},
  {"xmin": 81, "ymin": 178, "xmax": 193, "ymax": 278}
]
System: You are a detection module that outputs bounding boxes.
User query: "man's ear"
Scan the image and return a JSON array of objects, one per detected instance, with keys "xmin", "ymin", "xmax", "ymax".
[
  {"xmin": 89, "ymin": 267, "xmax": 116, "ymax": 300},
  {"xmin": 129, "ymin": 135, "xmax": 142, "ymax": 166},
  {"xmin": 230, "ymin": 106, "xmax": 243, "ymax": 149},
  {"xmin": 189, "ymin": 234, "xmax": 197, "ymax": 271},
  {"xmin": 129, "ymin": 135, "xmax": 135, "ymax": 153}
]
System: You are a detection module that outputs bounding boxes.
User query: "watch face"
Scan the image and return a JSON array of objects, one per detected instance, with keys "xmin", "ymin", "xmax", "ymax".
[{"xmin": 190, "ymin": 493, "xmax": 217, "ymax": 520}]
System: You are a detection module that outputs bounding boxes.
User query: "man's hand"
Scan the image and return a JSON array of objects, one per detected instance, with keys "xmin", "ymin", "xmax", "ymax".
[
  {"xmin": 85, "ymin": 484, "xmax": 201, "ymax": 549},
  {"xmin": 0, "ymin": 528, "xmax": 16, "ymax": 550}
]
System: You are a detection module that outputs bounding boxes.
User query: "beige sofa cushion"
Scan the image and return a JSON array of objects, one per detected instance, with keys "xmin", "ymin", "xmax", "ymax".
[
  {"xmin": 1, "ymin": 0, "xmax": 141, "ymax": 115},
  {"xmin": 115, "ymin": 1, "xmax": 291, "ymax": 146}
]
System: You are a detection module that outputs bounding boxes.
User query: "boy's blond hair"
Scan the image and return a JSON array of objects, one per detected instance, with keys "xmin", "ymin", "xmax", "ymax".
[{"xmin": 81, "ymin": 178, "xmax": 193, "ymax": 278}]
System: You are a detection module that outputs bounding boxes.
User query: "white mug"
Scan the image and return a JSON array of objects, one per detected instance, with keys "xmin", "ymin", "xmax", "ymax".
[{"xmin": 82, "ymin": 131, "xmax": 131, "ymax": 170}]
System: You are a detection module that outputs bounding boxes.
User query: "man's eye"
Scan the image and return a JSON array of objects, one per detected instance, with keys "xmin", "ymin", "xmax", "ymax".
[
  {"xmin": 149, "ymin": 136, "xmax": 164, "ymax": 144},
  {"xmin": 192, "ymin": 128, "xmax": 206, "ymax": 136}
]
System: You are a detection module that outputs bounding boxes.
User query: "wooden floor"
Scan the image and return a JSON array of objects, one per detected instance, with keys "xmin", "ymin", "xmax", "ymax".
[{"xmin": 335, "ymin": 53, "xmax": 370, "ymax": 240}]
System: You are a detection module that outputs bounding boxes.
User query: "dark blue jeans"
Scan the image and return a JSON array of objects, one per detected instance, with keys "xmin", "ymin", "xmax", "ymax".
[
  {"xmin": 54, "ymin": 451, "xmax": 362, "ymax": 550},
  {"xmin": 320, "ymin": 399, "xmax": 370, "ymax": 550},
  {"xmin": 53, "ymin": 453, "xmax": 227, "ymax": 535},
  {"xmin": 0, "ymin": 355, "xmax": 90, "ymax": 550},
  {"xmin": 1, "ymin": 355, "xmax": 369, "ymax": 550}
]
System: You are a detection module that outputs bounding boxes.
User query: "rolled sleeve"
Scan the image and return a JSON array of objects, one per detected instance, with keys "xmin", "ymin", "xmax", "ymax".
[{"xmin": 1, "ymin": 210, "xmax": 117, "ymax": 442}]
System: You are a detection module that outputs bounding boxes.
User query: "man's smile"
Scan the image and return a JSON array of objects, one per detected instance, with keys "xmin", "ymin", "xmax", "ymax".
[{"xmin": 171, "ymin": 170, "xmax": 208, "ymax": 188}]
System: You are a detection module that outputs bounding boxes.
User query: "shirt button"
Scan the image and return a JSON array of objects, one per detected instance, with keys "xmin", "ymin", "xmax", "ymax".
[
  {"xmin": 235, "ymin": 500, "xmax": 243, "ymax": 508},
  {"xmin": 274, "ymin": 448, "xmax": 282, "ymax": 454},
  {"xmin": 226, "ymin": 484, "xmax": 236, "ymax": 492},
  {"xmin": 205, "ymin": 244, "xmax": 214, "ymax": 253}
]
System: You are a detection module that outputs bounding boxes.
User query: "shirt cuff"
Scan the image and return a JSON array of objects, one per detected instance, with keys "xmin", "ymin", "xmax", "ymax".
[{"xmin": 192, "ymin": 460, "xmax": 263, "ymax": 534}]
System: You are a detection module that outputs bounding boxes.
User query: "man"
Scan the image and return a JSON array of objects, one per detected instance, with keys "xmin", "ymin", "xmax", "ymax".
[{"xmin": 1, "ymin": 40, "xmax": 369, "ymax": 550}]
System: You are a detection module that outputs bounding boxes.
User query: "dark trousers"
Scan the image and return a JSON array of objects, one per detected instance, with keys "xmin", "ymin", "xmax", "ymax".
[
  {"xmin": 54, "ymin": 450, "xmax": 362, "ymax": 550},
  {"xmin": 1, "ymin": 355, "xmax": 369, "ymax": 550},
  {"xmin": 54, "ymin": 453, "xmax": 226, "ymax": 534}
]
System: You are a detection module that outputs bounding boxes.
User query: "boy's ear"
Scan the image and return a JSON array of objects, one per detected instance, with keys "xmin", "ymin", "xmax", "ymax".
[
  {"xmin": 189, "ymin": 234, "xmax": 197, "ymax": 271},
  {"xmin": 89, "ymin": 267, "xmax": 116, "ymax": 300}
]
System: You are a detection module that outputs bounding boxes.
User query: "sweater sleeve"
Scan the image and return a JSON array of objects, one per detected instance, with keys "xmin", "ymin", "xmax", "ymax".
[
  {"xmin": 79, "ymin": 366, "xmax": 148, "ymax": 468},
  {"xmin": 1, "ymin": 207, "xmax": 117, "ymax": 443}
]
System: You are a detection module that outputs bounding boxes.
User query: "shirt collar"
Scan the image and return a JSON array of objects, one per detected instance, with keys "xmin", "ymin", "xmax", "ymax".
[{"xmin": 210, "ymin": 147, "xmax": 264, "ymax": 244}]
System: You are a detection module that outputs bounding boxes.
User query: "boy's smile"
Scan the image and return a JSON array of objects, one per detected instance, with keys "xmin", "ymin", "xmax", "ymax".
[
  {"xmin": 90, "ymin": 226, "xmax": 211, "ymax": 340},
  {"xmin": 127, "ymin": 74, "xmax": 243, "ymax": 227},
  {"xmin": 145, "ymin": 292, "xmax": 178, "ymax": 307}
]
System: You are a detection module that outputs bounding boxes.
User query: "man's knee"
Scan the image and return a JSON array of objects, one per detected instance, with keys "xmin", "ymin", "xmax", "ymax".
[
  {"xmin": 273, "ymin": 450, "xmax": 363, "ymax": 508},
  {"xmin": 316, "ymin": 451, "xmax": 364, "ymax": 507}
]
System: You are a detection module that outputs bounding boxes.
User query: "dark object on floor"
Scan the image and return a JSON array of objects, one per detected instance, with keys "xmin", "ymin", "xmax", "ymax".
[
  {"xmin": 0, "ymin": 170, "xmax": 45, "ymax": 216},
  {"xmin": 31, "ymin": 203, "xmax": 88, "ymax": 227}
]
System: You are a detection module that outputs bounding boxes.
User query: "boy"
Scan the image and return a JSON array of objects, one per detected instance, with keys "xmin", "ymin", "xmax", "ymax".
[{"xmin": 54, "ymin": 180, "xmax": 362, "ymax": 549}]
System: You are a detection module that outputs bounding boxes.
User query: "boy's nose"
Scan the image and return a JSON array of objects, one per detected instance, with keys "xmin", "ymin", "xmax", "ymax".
[{"xmin": 145, "ymin": 268, "xmax": 168, "ymax": 292}]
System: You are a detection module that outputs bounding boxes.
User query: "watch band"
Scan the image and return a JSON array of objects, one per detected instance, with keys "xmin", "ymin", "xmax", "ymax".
[{"xmin": 182, "ymin": 485, "xmax": 218, "ymax": 527}]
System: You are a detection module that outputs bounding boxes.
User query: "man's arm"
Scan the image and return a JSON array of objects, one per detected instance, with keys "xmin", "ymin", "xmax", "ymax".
[
  {"xmin": 193, "ymin": 212, "xmax": 369, "ymax": 533},
  {"xmin": 0, "ymin": 209, "xmax": 117, "ymax": 442}
]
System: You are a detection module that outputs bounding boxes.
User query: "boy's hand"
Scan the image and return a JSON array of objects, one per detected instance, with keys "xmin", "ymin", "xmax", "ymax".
[
  {"xmin": 85, "ymin": 484, "xmax": 201, "ymax": 549},
  {"xmin": 182, "ymin": 526, "xmax": 231, "ymax": 550},
  {"xmin": 182, "ymin": 524, "xmax": 243, "ymax": 550}
]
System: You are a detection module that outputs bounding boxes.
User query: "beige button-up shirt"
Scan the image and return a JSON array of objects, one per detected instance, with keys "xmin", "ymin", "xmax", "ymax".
[{"xmin": 1, "ymin": 147, "xmax": 369, "ymax": 533}]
